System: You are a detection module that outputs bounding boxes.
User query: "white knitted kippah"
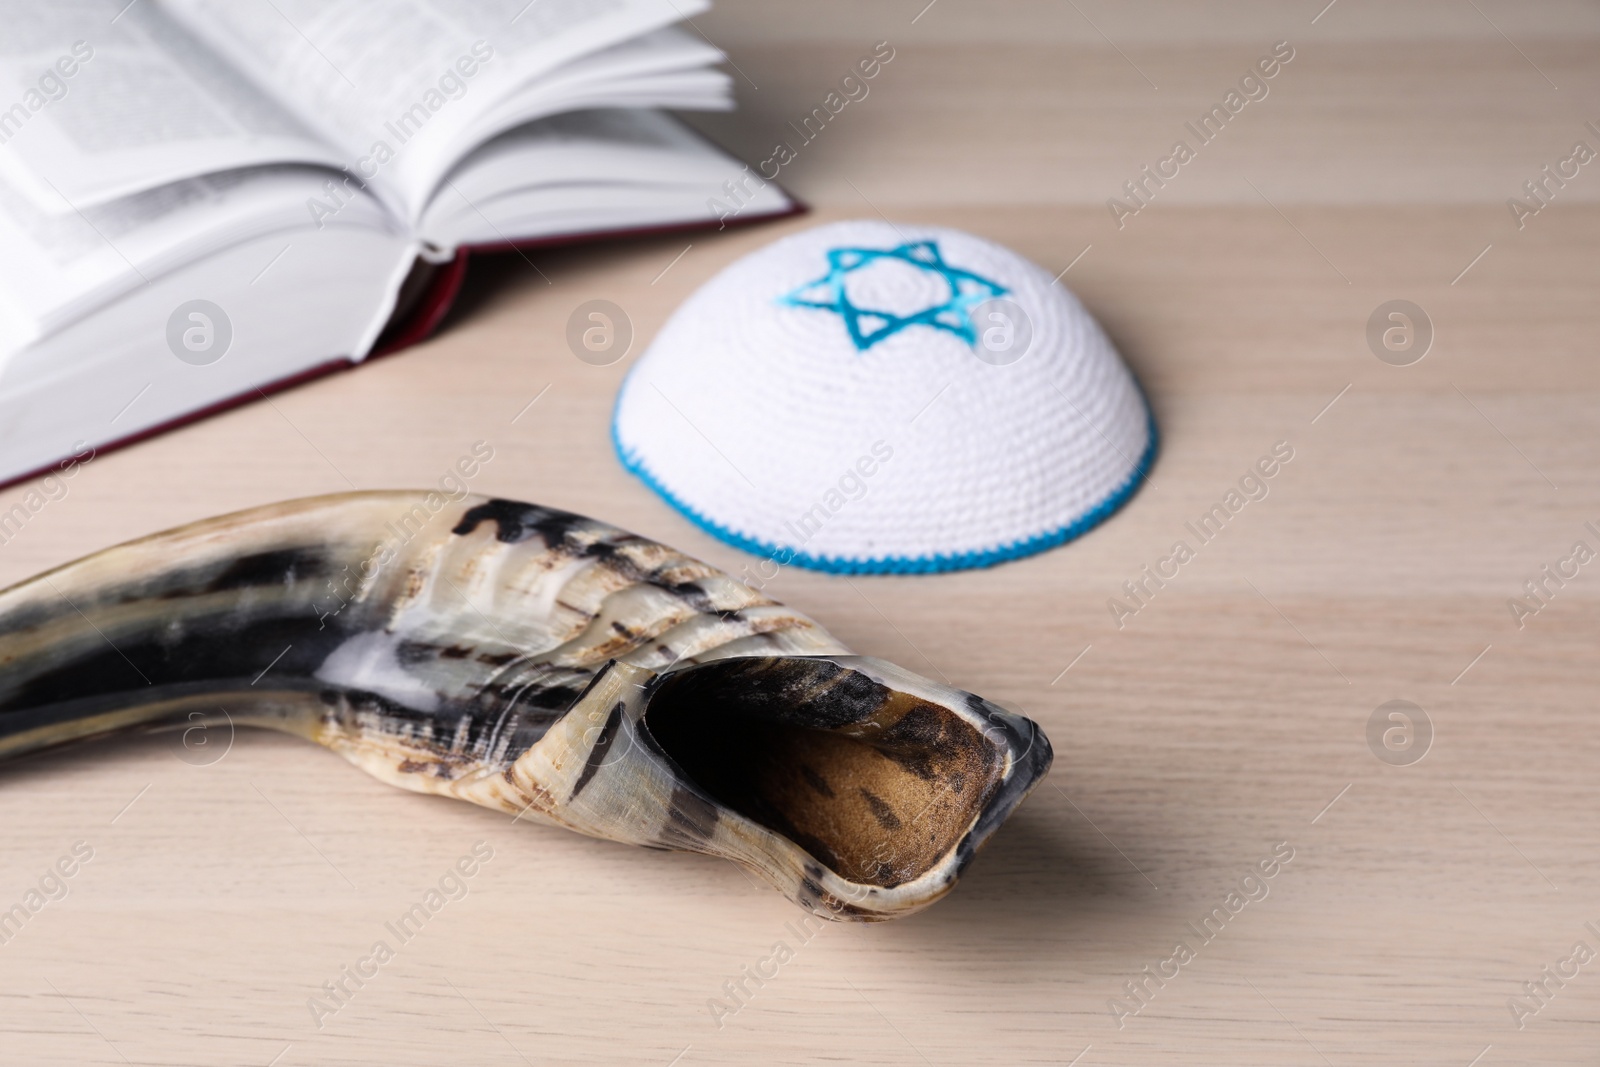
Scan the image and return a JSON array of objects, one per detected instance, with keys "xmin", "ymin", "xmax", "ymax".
[{"xmin": 612, "ymin": 219, "xmax": 1155, "ymax": 573}]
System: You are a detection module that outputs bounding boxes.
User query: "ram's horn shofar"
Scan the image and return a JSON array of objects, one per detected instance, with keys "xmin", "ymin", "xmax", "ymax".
[{"xmin": 0, "ymin": 493, "xmax": 1051, "ymax": 920}]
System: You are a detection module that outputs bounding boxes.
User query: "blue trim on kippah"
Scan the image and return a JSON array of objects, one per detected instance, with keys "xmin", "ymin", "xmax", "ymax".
[{"xmin": 610, "ymin": 393, "xmax": 1159, "ymax": 575}]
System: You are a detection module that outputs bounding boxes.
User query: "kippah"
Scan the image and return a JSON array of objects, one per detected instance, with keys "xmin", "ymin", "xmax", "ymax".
[{"xmin": 612, "ymin": 219, "xmax": 1155, "ymax": 573}]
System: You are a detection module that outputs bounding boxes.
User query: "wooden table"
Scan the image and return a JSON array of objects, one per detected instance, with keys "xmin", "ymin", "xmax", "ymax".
[{"xmin": 3, "ymin": 2, "xmax": 1598, "ymax": 1063}]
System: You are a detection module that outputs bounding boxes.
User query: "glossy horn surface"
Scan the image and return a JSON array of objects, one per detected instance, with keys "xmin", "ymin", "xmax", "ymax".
[{"xmin": 0, "ymin": 492, "xmax": 1051, "ymax": 920}]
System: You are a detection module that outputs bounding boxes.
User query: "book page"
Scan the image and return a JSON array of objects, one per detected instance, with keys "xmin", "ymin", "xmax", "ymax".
[
  {"xmin": 419, "ymin": 110, "xmax": 792, "ymax": 249},
  {"xmin": 0, "ymin": 165, "xmax": 397, "ymax": 353},
  {"xmin": 161, "ymin": 0, "xmax": 709, "ymax": 221},
  {"xmin": 452, "ymin": 27, "xmax": 728, "ymax": 153},
  {"xmin": 0, "ymin": 0, "xmax": 343, "ymax": 213}
]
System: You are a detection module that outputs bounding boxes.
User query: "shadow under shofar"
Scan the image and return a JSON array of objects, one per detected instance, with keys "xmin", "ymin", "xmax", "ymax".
[
  {"xmin": 0, "ymin": 492, "xmax": 1052, "ymax": 921},
  {"xmin": 870, "ymin": 803, "xmax": 1160, "ymax": 957}
]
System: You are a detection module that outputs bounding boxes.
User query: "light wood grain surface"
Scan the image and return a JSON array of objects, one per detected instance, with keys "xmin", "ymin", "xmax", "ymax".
[{"xmin": 3, "ymin": 2, "xmax": 1599, "ymax": 1064}]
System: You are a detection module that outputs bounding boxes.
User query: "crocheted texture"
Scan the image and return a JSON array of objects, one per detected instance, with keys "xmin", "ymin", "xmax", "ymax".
[
  {"xmin": 612, "ymin": 219, "xmax": 1156, "ymax": 573},
  {"xmin": 614, "ymin": 410, "xmax": 1157, "ymax": 574}
]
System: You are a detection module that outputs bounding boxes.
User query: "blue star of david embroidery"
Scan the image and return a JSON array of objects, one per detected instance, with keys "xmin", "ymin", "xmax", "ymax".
[{"xmin": 777, "ymin": 240, "xmax": 1009, "ymax": 352}]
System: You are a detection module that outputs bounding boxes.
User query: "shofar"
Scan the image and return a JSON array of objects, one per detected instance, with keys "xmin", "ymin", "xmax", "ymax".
[{"xmin": 0, "ymin": 493, "xmax": 1051, "ymax": 920}]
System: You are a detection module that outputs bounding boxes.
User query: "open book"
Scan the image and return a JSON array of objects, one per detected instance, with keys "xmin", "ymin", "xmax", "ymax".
[{"xmin": 0, "ymin": 0, "xmax": 795, "ymax": 485}]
